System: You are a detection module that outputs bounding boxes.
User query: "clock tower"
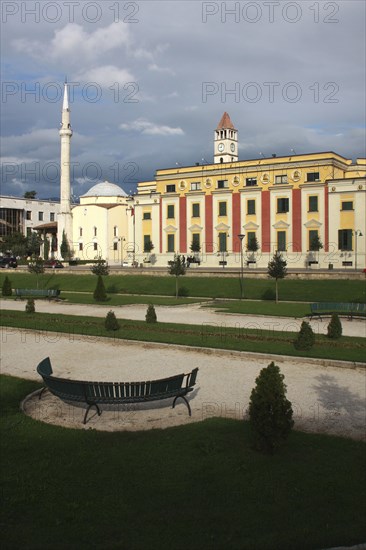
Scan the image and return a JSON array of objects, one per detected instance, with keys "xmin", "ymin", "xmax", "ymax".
[{"xmin": 214, "ymin": 112, "xmax": 238, "ymax": 164}]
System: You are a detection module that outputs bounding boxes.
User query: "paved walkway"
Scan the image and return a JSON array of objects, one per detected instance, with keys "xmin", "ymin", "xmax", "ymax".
[{"xmin": 1, "ymin": 299, "xmax": 365, "ymax": 337}]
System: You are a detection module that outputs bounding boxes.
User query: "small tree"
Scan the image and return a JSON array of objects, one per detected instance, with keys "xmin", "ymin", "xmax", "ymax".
[
  {"xmin": 93, "ymin": 275, "xmax": 108, "ymax": 302},
  {"xmin": 309, "ymin": 233, "xmax": 323, "ymax": 252},
  {"xmin": 169, "ymin": 254, "xmax": 186, "ymax": 299},
  {"xmin": 24, "ymin": 190, "xmax": 37, "ymax": 199},
  {"xmin": 105, "ymin": 310, "xmax": 120, "ymax": 331},
  {"xmin": 144, "ymin": 240, "xmax": 154, "ymax": 254},
  {"xmin": 27, "ymin": 232, "xmax": 42, "ymax": 257},
  {"xmin": 43, "ymin": 237, "xmax": 50, "ymax": 260},
  {"xmin": 327, "ymin": 313, "xmax": 342, "ymax": 339},
  {"xmin": 249, "ymin": 362, "xmax": 294, "ymax": 454},
  {"xmin": 91, "ymin": 257, "xmax": 110, "ymax": 276},
  {"xmin": 2, "ymin": 276, "xmax": 12, "ymax": 296},
  {"xmin": 247, "ymin": 236, "xmax": 259, "ymax": 253},
  {"xmin": 146, "ymin": 304, "xmax": 157, "ymax": 323},
  {"xmin": 294, "ymin": 321, "xmax": 315, "ymax": 350},
  {"xmin": 268, "ymin": 252, "xmax": 287, "ymax": 303},
  {"xmin": 60, "ymin": 230, "xmax": 73, "ymax": 261},
  {"xmin": 190, "ymin": 240, "xmax": 201, "ymax": 254},
  {"xmin": 28, "ymin": 257, "xmax": 44, "ymax": 289},
  {"xmin": 25, "ymin": 298, "xmax": 35, "ymax": 314}
]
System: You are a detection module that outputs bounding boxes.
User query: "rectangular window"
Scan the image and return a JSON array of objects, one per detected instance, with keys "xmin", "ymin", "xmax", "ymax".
[
  {"xmin": 79, "ymin": 228, "xmax": 83, "ymax": 237},
  {"xmin": 218, "ymin": 202, "xmax": 227, "ymax": 216},
  {"xmin": 308, "ymin": 196, "xmax": 318, "ymax": 212},
  {"xmin": 338, "ymin": 229, "xmax": 353, "ymax": 251},
  {"xmin": 306, "ymin": 172, "xmax": 320, "ymax": 182},
  {"xmin": 217, "ymin": 179, "xmax": 228, "ymax": 189},
  {"xmin": 247, "ymin": 199, "xmax": 256, "ymax": 215},
  {"xmin": 113, "ymin": 242, "xmax": 118, "ymax": 251},
  {"xmin": 50, "ymin": 212, "xmax": 55, "ymax": 222},
  {"xmin": 309, "ymin": 230, "xmax": 319, "ymax": 251},
  {"xmin": 94, "ymin": 227, "xmax": 97, "ymax": 237},
  {"xmin": 192, "ymin": 233, "xmax": 200, "ymax": 248},
  {"xmin": 38, "ymin": 212, "xmax": 44, "ymax": 221},
  {"xmin": 219, "ymin": 232, "xmax": 227, "ymax": 252},
  {"xmin": 192, "ymin": 203, "xmax": 200, "ymax": 217},
  {"xmin": 277, "ymin": 198, "xmax": 289, "ymax": 213},
  {"xmin": 26, "ymin": 227, "xmax": 32, "ymax": 237},
  {"xmin": 26, "ymin": 211, "xmax": 32, "ymax": 220},
  {"xmin": 114, "ymin": 226, "xmax": 118, "ymax": 237},
  {"xmin": 167, "ymin": 234, "xmax": 175, "ymax": 252},
  {"xmin": 275, "ymin": 175, "xmax": 288, "ymax": 184},
  {"xmin": 247, "ymin": 231, "xmax": 256, "ymax": 248},
  {"xmin": 191, "ymin": 182, "xmax": 201, "ymax": 191},
  {"xmin": 166, "ymin": 184, "xmax": 176, "ymax": 193},
  {"xmin": 167, "ymin": 205, "xmax": 175, "ymax": 219},
  {"xmin": 143, "ymin": 212, "xmax": 151, "ymax": 220},
  {"xmin": 341, "ymin": 201, "xmax": 353, "ymax": 211},
  {"xmin": 93, "ymin": 243, "xmax": 98, "ymax": 251},
  {"xmin": 144, "ymin": 235, "xmax": 151, "ymax": 252},
  {"xmin": 246, "ymin": 177, "xmax": 257, "ymax": 187},
  {"xmin": 79, "ymin": 243, "xmax": 83, "ymax": 251},
  {"xmin": 277, "ymin": 231, "xmax": 286, "ymax": 251}
]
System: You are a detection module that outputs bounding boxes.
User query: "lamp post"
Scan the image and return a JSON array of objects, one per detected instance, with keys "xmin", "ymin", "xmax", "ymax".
[
  {"xmin": 354, "ymin": 230, "xmax": 363, "ymax": 270},
  {"xmin": 119, "ymin": 237, "xmax": 126, "ymax": 267},
  {"xmin": 238, "ymin": 233, "xmax": 245, "ymax": 300}
]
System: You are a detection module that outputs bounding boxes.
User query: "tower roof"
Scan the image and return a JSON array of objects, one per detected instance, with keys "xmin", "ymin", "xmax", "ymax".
[
  {"xmin": 216, "ymin": 112, "xmax": 235, "ymax": 130},
  {"xmin": 62, "ymin": 82, "xmax": 69, "ymax": 110},
  {"xmin": 81, "ymin": 181, "xmax": 128, "ymax": 198}
]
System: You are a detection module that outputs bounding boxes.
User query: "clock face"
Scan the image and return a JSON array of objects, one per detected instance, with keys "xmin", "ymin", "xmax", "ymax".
[
  {"xmin": 230, "ymin": 143, "xmax": 235, "ymax": 152},
  {"xmin": 218, "ymin": 143, "xmax": 224, "ymax": 152}
]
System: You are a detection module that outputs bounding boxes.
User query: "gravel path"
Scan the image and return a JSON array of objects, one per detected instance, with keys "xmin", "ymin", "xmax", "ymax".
[{"xmin": 1, "ymin": 327, "xmax": 365, "ymax": 438}]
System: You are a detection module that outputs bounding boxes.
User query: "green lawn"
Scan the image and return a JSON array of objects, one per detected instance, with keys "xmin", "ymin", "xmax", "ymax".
[
  {"xmin": 60, "ymin": 292, "xmax": 202, "ymax": 307},
  {"xmin": 1, "ymin": 272, "xmax": 365, "ymax": 302},
  {"xmin": 1, "ymin": 375, "xmax": 366, "ymax": 550},
  {"xmin": 1, "ymin": 310, "xmax": 365, "ymax": 362},
  {"xmin": 208, "ymin": 300, "xmax": 311, "ymax": 318}
]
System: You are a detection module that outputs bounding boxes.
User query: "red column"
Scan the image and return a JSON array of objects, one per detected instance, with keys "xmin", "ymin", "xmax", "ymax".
[
  {"xmin": 261, "ymin": 190, "xmax": 270, "ymax": 252},
  {"xmin": 232, "ymin": 193, "xmax": 241, "ymax": 252},
  {"xmin": 179, "ymin": 196, "xmax": 187, "ymax": 253},
  {"xmin": 324, "ymin": 186, "xmax": 329, "ymax": 252},
  {"xmin": 292, "ymin": 189, "xmax": 302, "ymax": 252},
  {"xmin": 205, "ymin": 194, "xmax": 213, "ymax": 253},
  {"xmin": 159, "ymin": 197, "xmax": 163, "ymax": 253}
]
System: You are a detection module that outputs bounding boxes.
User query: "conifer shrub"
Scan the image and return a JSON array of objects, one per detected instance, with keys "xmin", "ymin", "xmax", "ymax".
[
  {"xmin": 145, "ymin": 304, "xmax": 157, "ymax": 323},
  {"xmin": 2, "ymin": 276, "xmax": 12, "ymax": 296},
  {"xmin": 327, "ymin": 313, "xmax": 342, "ymax": 339},
  {"xmin": 93, "ymin": 275, "xmax": 107, "ymax": 302},
  {"xmin": 25, "ymin": 298, "xmax": 35, "ymax": 314},
  {"xmin": 105, "ymin": 310, "xmax": 120, "ymax": 331},
  {"xmin": 293, "ymin": 320, "xmax": 315, "ymax": 350},
  {"xmin": 248, "ymin": 362, "xmax": 294, "ymax": 454}
]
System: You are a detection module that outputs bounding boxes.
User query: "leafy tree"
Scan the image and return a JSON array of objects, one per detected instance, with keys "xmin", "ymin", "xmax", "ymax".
[
  {"xmin": 309, "ymin": 233, "xmax": 323, "ymax": 252},
  {"xmin": 26, "ymin": 232, "xmax": 42, "ymax": 257},
  {"xmin": 27, "ymin": 257, "xmax": 44, "ymax": 289},
  {"xmin": 294, "ymin": 321, "xmax": 315, "ymax": 350},
  {"xmin": 0, "ymin": 232, "xmax": 27, "ymax": 257},
  {"xmin": 93, "ymin": 275, "xmax": 107, "ymax": 302},
  {"xmin": 91, "ymin": 257, "xmax": 110, "ymax": 276},
  {"xmin": 247, "ymin": 236, "xmax": 259, "ymax": 253},
  {"xmin": 169, "ymin": 254, "xmax": 186, "ymax": 299},
  {"xmin": 60, "ymin": 230, "xmax": 73, "ymax": 260},
  {"xmin": 146, "ymin": 304, "xmax": 157, "ymax": 323},
  {"xmin": 2, "ymin": 276, "xmax": 12, "ymax": 296},
  {"xmin": 23, "ymin": 190, "xmax": 37, "ymax": 199},
  {"xmin": 249, "ymin": 362, "xmax": 294, "ymax": 454},
  {"xmin": 105, "ymin": 310, "xmax": 120, "ymax": 331},
  {"xmin": 190, "ymin": 240, "xmax": 201, "ymax": 253},
  {"xmin": 327, "ymin": 313, "xmax": 342, "ymax": 339},
  {"xmin": 25, "ymin": 298, "xmax": 35, "ymax": 314},
  {"xmin": 267, "ymin": 252, "xmax": 287, "ymax": 303},
  {"xmin": 43, "ymin": 237, "xmax": 50, "ymax": 260},
  {"xmin": 144, "ymin": 240, "xmax": 154, "ymax": 253}
]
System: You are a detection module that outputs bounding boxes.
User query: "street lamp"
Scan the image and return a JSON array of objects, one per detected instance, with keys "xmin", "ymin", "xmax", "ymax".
[
  {"xmin": 238, "ymin": 233, "xmax": 245, "ymax": 300},
  {"xmin": 354, "ymin": 230, "xmax": 363, "ymax": 270},
  {"xmin": 118, "ymin": 237, "xmax": 126, "ymax": 267}
]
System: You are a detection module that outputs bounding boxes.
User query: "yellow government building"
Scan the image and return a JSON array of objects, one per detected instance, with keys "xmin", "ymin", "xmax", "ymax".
[{"xmin": 47, "ymin": 86, "xmax": 366, "ymax": 270}]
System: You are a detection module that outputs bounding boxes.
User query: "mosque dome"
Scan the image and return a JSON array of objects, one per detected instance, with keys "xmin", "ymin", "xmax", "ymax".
[{"xmin": 81, "ymin": 181, "xmax": 128, "ymax": 198}]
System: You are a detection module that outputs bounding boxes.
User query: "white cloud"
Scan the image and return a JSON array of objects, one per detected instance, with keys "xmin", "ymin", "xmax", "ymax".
[
  {"xmin": 12, "ymin": 22, "xmax": 130, "ymax": 64},
  {"xmin": 120, "ymin": 118, "xmax": 184, "ymax": 136},
  {"xmin": 148, "ymin": 63, "xmax": 175, "ymax": 76},
  {"xmin": 75, "ymin": 66, "xmax": 135, "ymax": 88}
]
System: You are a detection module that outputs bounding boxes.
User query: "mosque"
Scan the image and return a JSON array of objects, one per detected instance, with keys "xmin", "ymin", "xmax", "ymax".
[{"xmin": 51, "ymin": 84, "xmax": 366, "ymax": 268}]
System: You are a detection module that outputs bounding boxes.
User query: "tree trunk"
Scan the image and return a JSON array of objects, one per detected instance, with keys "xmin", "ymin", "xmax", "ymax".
[
  {"xmin": 176, "ymin": 276, "xmax": 178, "ymax": 299},
  {"xmin": 275, "ymin": 279, "xmax": 278, "ymax": 303}
]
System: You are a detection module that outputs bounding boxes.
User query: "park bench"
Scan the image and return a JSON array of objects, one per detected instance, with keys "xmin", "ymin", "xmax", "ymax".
[
  {"xmin": 15, "ymin": 289, "xmax": 60, "ymax": 300},
  {"xmin": 310, "ymin": 302, "xmax": 366, "ymax": 321},
  {"xmin": 37, "ymin": 357, "xmax": 199, "ymax": 424}
]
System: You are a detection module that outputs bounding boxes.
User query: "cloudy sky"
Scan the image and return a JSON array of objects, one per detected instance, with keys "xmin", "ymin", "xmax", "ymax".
[{"xmin": 1, "ymin": 0, "xmax": 365, "ymax": 199}]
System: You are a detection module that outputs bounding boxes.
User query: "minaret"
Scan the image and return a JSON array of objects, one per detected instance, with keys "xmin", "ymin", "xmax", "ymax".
[
  {"xmin": 214, "ymin": 112, "xmax": 238, "ymax": 164},
  {"xmin": 57, "ymin": 81, "xmax": 73, "ymax": 259}
]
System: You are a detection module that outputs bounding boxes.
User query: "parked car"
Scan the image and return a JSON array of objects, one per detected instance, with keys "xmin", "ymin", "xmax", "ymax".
[
  {"xmin": 0, "ymin": 256, "xmax": 17, "ymax": 268},
  {"xmin": 44, "ymin": 259, "xmax": 64, "ymax": 269}
]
